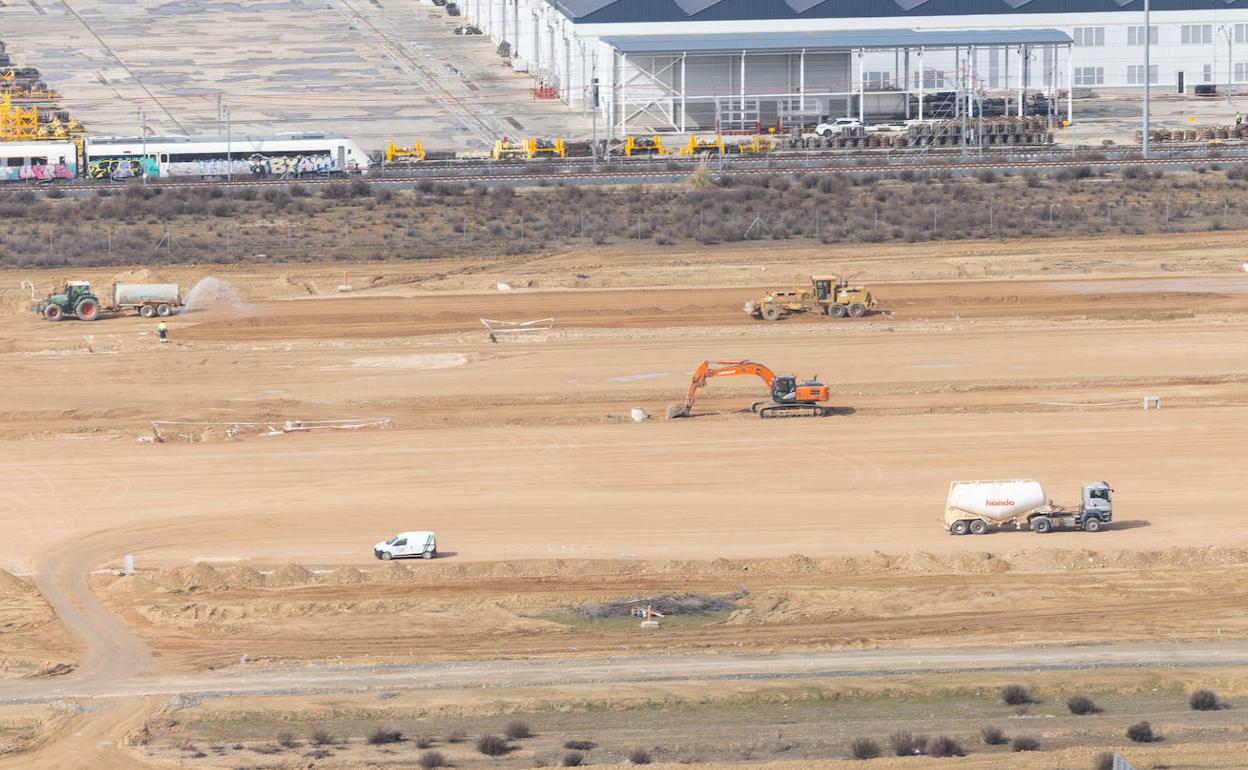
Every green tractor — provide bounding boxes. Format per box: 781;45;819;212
35;281;102;322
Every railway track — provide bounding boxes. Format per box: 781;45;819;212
333;0;502;146
9;150;1241;194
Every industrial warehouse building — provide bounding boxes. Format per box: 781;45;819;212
460;0;1248;133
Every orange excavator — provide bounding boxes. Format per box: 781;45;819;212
666;360;830;419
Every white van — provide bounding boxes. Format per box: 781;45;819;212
374;531;437;560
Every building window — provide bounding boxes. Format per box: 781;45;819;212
1236;24;1248;44
1181;24;1213;45
863;71;891;90
1204;64;1214;82
917;69;945;89
1073;27;1105;47
1236;62;1248;82
1074;67;1104;86
1127;65;1159;85
1128;25;1158;46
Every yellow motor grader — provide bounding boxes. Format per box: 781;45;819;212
745;276;876;321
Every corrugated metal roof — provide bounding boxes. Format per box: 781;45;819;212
552;0;1248;24
602;28;1072;54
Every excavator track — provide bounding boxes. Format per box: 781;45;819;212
753;402;826;419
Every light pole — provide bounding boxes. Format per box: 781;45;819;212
139;107;147;185
1143;0;1151;158
1219;25;1233;92
224;106;232;182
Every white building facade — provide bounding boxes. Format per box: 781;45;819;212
458;0;1248;131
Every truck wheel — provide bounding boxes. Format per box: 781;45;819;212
422;551;433;560
380;551;393;560
950;520;970;536
970;519;988;535
1031;516;1052;534
156;303;173;317
848;302;867;318
43;304;63;322
761;304;782;321
75;298;100;321
140;305;157;319
1083;517;1102;532
829;303;847;318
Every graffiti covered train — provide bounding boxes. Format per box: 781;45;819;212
0;133;369;182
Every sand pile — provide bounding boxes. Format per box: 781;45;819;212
109;268;164;285
266;564;316;588
0;570;32;596
111;546;1248;598
0;288;35;315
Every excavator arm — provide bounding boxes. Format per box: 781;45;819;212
668;360;776;418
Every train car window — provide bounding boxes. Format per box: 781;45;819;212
6;158;24;167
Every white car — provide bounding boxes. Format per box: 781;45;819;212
374;531;437;560
813;118;862;137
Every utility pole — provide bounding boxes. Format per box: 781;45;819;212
225;105;232;181
139;107;147;185
1220;25;1233;93
591;75;599;166
216;93;223;135
1143;0;1151;159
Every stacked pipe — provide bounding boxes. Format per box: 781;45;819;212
1135;125;1248;144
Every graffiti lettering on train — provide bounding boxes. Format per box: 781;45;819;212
1;164;75;182
163;154;338;178
166;159;252;177
249;154;338;178
86;158;154;180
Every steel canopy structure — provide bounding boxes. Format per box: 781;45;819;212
597;28;1073;134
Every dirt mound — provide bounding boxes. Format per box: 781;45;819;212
325;566;366;584
221;566;266;588
0;288;35;315
110;268;164;285
167;563;227;592
266;564;316;588
0;570;32;596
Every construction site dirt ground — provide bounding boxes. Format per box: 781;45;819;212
1;232;1247;767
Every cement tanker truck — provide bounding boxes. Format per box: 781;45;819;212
944;480;1112;535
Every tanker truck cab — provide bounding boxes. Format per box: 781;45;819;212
374;531;437;560
1080;482;1113;531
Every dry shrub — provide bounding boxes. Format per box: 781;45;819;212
925;735;964;757
446;729;467;743
477;735;510;756
420;750;449;769
368;727;403;745
1011;735;1040;752
628;749;652;765
889;730;922;756
309;728;335;746
1094;751;1116;770
505;720;532;739
562;751;584;767
276;732;298;748
1067;694;1099;715
980;726;1007;745
564;741;597;751
1189;688;1222;711
415;736;435;749
849;738;880;760
1000;684;1034;706
1127;721;1155;743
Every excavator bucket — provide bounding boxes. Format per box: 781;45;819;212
666;404;691;419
